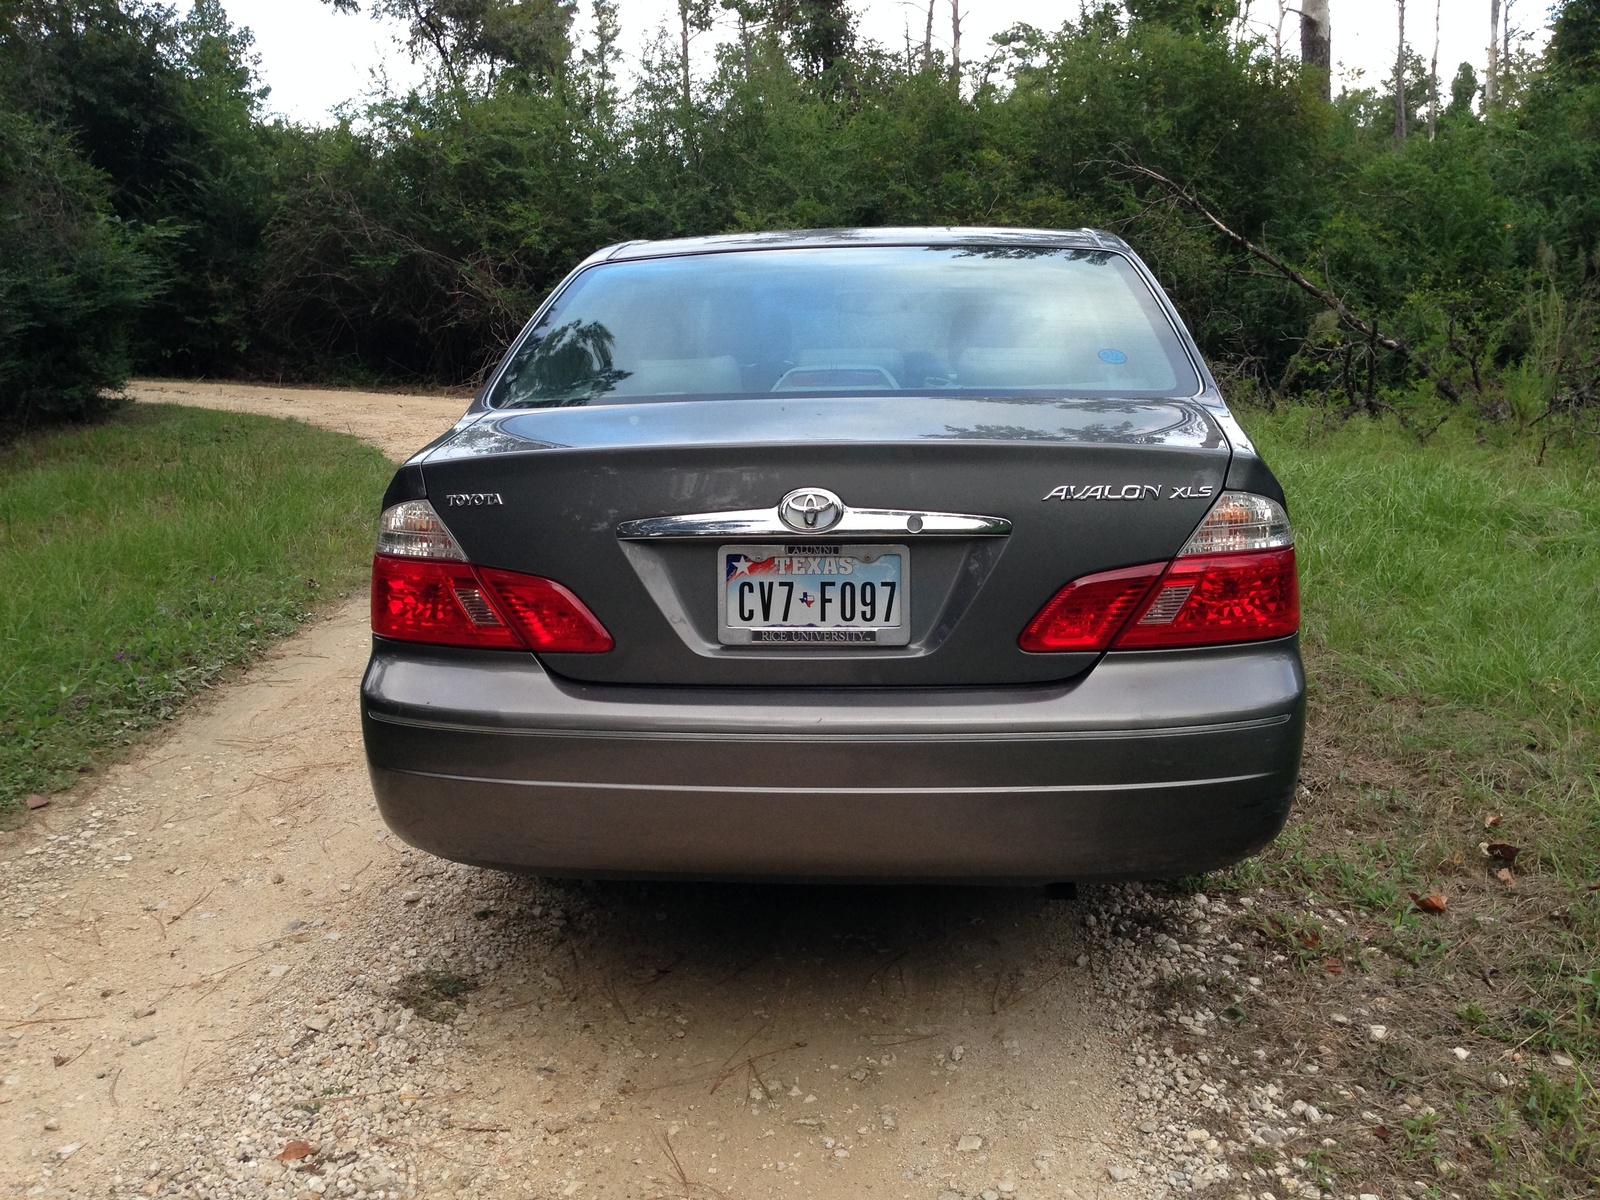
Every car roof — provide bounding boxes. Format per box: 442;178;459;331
589;226;1130;265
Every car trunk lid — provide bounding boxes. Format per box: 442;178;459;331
417;395;1230;686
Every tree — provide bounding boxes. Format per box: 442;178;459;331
1300;0;1331;100
1549;0;1600;79
1125;0;1238;36
1428;0;1441;139
323;0;575;93
579;0;620;126
950;0;960;81
677;0;713;112
1394;0;1408;138
0;111;156;427
729;1;856;79
1487;0;1501;107
1446;61;1479;118
2;0;275;376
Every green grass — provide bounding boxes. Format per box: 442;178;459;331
1251;410;1600;877
0;403;392;816
1254;411;1600;731
1211;409;1600;1197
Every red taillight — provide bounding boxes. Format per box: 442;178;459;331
371;556;522;648
476;567;614;653
1019;490;1300;653
1018;562;1165;652
371;555;613;652
1112;547;1298;649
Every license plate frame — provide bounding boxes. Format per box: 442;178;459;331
717;542;910;647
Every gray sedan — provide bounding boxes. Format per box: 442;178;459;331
361;227;1304;883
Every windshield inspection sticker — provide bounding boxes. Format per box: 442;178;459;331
1097;348;1128;364
1042;484;1214;501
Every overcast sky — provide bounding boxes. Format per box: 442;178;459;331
205;0;1551;126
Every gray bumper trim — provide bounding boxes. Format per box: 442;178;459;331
383;765;1271;795
364;709;1292;743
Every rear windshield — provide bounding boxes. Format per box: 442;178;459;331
487;246;1199;408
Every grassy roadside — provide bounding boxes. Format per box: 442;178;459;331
1195;413;1600;1197
0;403;392;818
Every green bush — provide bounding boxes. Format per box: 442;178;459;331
0;106;154;430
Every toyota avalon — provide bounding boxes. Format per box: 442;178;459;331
361;227;1304;883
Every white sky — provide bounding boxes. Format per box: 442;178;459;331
207;0;1551;126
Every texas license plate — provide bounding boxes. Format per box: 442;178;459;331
718;543;910;646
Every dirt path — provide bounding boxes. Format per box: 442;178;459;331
1;382;1165;1200
124;380;471;461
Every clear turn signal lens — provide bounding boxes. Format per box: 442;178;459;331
1178;492;1292;555
376;499;467;560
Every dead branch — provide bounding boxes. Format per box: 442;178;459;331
1122;162;1462;405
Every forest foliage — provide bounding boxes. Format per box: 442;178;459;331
2;0;1599;437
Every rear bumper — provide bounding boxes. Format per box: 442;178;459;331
361;639;1305;883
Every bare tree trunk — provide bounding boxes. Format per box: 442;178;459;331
1395;0;1408;140
1486;0;1501;108
1300;0;1331;101
950;0;961;84
680;4;691;113
1503;0;1515;91
922;0;934;70
1429;0;1440;139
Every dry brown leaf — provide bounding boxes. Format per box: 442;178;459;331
1485;842;1521;863
1409;891;1448;913
1495;868;1516;887
276;1141;313;1163
1484;812;1502;828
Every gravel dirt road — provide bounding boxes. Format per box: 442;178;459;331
1;382;1281;1200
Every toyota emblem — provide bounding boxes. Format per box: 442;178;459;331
779;487;844;533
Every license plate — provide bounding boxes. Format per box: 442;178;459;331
718;543;910;646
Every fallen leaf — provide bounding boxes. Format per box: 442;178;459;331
1321;958;1344;975
1484;812;1502;828
1410;891;1448;914
276;1141;313;1163
1372;1124;1390;1141
1495;868;1515;887
25;794;49;810
1485;842;1521;863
